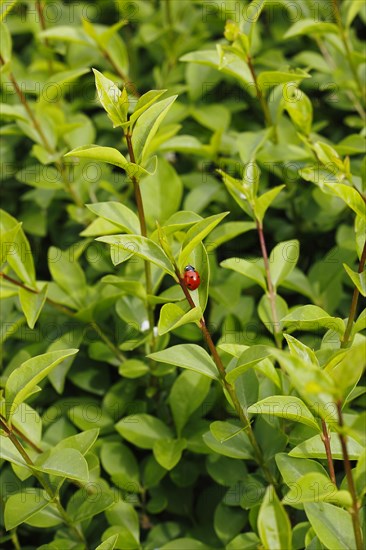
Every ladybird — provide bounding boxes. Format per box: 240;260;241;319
183;265;201;290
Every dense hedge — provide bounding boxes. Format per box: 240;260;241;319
0;1;365;549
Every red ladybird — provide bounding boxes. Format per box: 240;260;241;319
184;265;201;290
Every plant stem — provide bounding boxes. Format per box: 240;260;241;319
341;241;366;347
125;132;156;350
247;54;278;142
255;220;282;348
0;416;87;545
320;419;337;485
35;0;54;73
331;0;364;101
336;401;363;550
0;54;83;206
174;266;278;487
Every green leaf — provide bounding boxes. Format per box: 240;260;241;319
18;284;48;329
0;210;36;286
275;453;328;487
328;183;366;219
48;247;86;308
148;344;219;380
343;264;366;296
153;438;187;470
283;472;352;507
248;396;320;431
5;349;78;421
140;157;183;226
220;257;266;290
324;344;366;399
39;26;92;45
214;501;247;544
283;334;319;367
289;434;363;460
169;370;211;436
258;294;288;334
132;95;177;164
203;422;253;459
115;414;172;449
269;240;299;289
93;69;128;127
158;303;202;336
284;19;339;39
86;202;140;234
100;441;140;491
237;129;271;164
35;448;89;482
96;234;176;276
272;350;339;421
226;533;260;550
4;489;49;530
281;305;345;335
67;487;115;523
304;502;356;549
257;69;310;95
226;345;273;384
0;21;12;66
119;359;149;379
130;89;167;125
257;485;292;550
254;185;285;224
180;49;253;91
284;91;313;135
64;145;149;180
178;212;229;271
209;221;255;249
95;535;119;550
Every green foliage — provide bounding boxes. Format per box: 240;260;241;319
0;0;365;549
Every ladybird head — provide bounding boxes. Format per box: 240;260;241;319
184;265;195;272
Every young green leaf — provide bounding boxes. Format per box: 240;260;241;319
343;263;366;296
4;489;49;530
153;438;187;470
93;68;129;127
178;212;229;270
290;434;363;460
283;472;352;507
96;234;176;277
132;95;177;165
115;414;173;449
64;145;150;180
220;257;266;290
269;240;299;289
158;303;202;336
281;305;345;335
18;284;48;329
248;396;320;431
0;210;36;286
169;370;211;436
148;344;219;380
258;485;292;550
254;185;285;224
0;21;12;67
86;202;140;234
5;349;78;421
35;448;89;482
304;502;356;549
